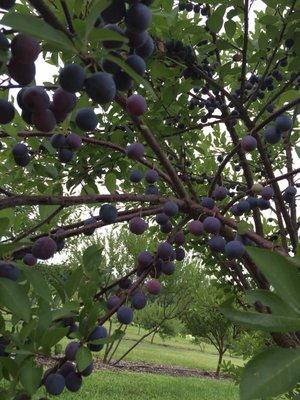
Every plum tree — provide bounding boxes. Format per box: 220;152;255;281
59;64;86;93
0;1;299;398
126;94;147;116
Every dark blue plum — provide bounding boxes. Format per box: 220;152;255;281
45;373;65;396
117;306;134;324
264;126;281;144
131;291;147;309
208;235;226;252
88;325;107;352
99;204;118;223
225;240;245;259
203;217;221;234
130;169;143;183
163;201;179;216
200;197;215;209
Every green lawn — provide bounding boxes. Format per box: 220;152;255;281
99;324;244;372
53;370;238;400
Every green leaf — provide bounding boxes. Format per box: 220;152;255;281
105;172;117;193
0;218;10;237
207;5;227;33
240;347;300;400
23;268;51;302
237;221;252;235
19;359;42;396
245;289;298;317
41;327;69;349
82;244;102;274
0;278;31;322
75;347;92;372
33;164;58;180
220;303;300;332
1;13;74;52
259;14;279;25
224;20;236;38
246;247;300;314
65;268;83;298
85;0;112;38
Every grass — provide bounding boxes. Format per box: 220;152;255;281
53;370;239;400
99;324;244;372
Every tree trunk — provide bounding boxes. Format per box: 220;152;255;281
151;330;157;344
216;351;224;377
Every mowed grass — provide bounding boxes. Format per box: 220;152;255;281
54;370;239;400
98;324;244;371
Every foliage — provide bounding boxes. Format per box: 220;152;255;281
0;0;298;399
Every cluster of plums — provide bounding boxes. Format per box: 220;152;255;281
178;2;207;14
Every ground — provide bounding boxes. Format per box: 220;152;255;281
44;370;239;400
